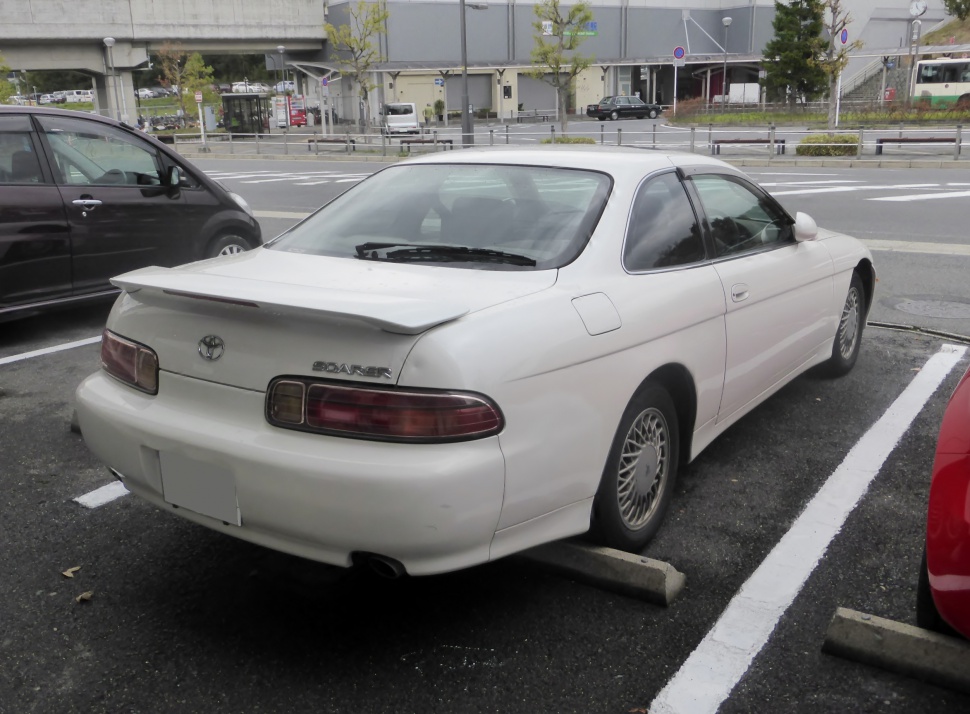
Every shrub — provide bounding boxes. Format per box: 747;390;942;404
540;136;596;144
795;133;858;156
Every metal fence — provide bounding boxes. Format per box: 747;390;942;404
167;122;967;160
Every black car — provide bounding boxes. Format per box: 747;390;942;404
586;96;663;121
0;106;261;320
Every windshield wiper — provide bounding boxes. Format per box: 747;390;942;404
355;242;536;266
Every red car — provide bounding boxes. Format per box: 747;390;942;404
918;362;970;638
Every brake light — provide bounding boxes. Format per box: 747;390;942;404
266;378;503;442
100;329;159;394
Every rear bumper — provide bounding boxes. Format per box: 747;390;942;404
76;370;506;575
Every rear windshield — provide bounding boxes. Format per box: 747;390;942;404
268;163;612;271
385;104;415;116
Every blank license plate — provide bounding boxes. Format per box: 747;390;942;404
160;451;240;526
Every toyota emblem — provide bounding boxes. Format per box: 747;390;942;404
198;335;225;361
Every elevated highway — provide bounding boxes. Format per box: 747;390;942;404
0;0;326;120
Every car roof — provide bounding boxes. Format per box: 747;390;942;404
0;104;129;128
400;145;737;178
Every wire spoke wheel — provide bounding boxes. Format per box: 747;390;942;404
616;407;669;530
837;285;861;360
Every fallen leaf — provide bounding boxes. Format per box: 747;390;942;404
62;566;81;579
75;591;94;603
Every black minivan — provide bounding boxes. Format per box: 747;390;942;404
0;106;261;320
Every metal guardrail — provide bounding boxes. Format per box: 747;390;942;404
169;123;967;160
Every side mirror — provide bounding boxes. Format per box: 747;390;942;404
165;166;182;197
793;212;818;242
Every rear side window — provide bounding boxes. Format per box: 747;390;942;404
624;172;705;271
36;115;163;187
0;116;45;185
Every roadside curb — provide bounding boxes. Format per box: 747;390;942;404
516;540;686;606
822;607;970;694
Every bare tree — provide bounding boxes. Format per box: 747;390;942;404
530;0;594;134
818;0;863;129
325;0;389;133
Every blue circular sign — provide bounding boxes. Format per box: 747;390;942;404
673;46;686;60
840;29;848;44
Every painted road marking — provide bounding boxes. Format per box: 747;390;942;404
871;190;970;202
863;239;970;257
0;336;101;367
771;183;936;196
74;481;129;508
650;343;967;714
254;210;310;220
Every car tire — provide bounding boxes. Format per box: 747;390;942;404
610;111;620;121
648;109;658;119
917;548;959;636
590;381;680;552
206;233;253;259
820;272;865;377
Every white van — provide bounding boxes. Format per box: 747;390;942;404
381;102;420;135
64;89;94;103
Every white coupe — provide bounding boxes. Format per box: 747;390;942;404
76;148;874;577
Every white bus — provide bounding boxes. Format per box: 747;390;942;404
912;58;970;107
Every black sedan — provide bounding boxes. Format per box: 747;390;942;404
0;106;262;321
586;96;663;121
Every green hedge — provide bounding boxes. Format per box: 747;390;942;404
795;133;858;156
540;136;596;145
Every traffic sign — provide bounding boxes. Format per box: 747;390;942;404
434;77;444;87
321;77;328;87
194;90;203;103
840;29;848;45
673;46;686;68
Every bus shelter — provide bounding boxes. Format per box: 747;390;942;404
221;93;271;135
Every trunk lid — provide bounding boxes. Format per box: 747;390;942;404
107;248;556;391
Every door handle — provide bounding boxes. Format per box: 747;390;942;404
731;284;750;302
72;198;103;210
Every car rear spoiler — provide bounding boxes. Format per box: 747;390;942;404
111;267;469;335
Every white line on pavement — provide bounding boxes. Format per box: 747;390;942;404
0;336;102;367
253;210;311;220
650;343;968;714
757;180;864;186
871;190;970;202
74;481;129;508
862;239;970;257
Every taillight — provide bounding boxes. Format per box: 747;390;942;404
100;329;159;394
266;378;503;442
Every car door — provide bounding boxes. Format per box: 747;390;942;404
0;114;71;311
35;114;186;296
687;171;834;422
619;171;727;432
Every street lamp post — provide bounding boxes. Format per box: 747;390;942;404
721;17;732;107
276;45;285;93
459;1;488;147
103;37;118;120
459;0;472;146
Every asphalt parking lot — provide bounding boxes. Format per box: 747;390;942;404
2;298;969;712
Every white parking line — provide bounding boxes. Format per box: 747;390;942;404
0;336;101;367
650;343;968;714
74;481;129;508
